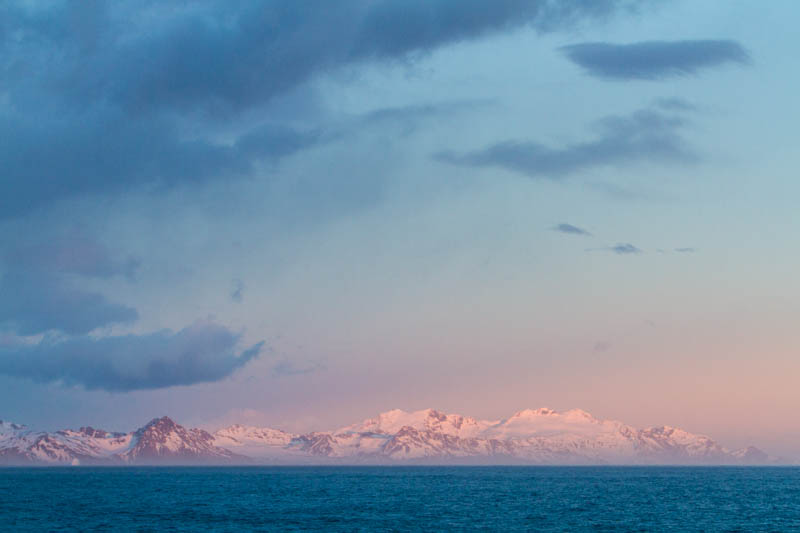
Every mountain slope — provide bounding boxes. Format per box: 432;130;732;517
211;423;296;459
0;417;239;465
215;408;775;464
336;408;493;439
1;409;780;465
120;417;241;464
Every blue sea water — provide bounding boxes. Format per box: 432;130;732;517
1;466;799;531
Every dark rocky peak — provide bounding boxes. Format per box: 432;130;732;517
140;416;179;433
76;427;122;438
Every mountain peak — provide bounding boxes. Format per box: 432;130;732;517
119;416;239;464
511;407;558;418
0;420;27;432
76;426;120;439
0;409;778;465
142;416;178;431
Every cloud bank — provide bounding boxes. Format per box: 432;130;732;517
0;235;263;390
2;0;643;391
0;236;139;336
0;0;642;219
0;271;139;337
0;321;263;392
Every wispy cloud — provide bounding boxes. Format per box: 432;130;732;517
654;97;697;112
361;101;493;125
436;106;697;179
552;223;592;236
593;341;612;352
230;279;244;303
587;243;643;255
674;247;697;253
272;359;325;377
560;40;750;80
610;243;642;254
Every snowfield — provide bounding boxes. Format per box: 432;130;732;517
0;408;775;465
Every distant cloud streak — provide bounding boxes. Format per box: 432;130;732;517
654;98;697;113
587;243;643;255
552;223;592;236
272;359;325;378
436;106;697;179
610;243;642;254
560;40;750;80
230;279;244;303
593;341;612;352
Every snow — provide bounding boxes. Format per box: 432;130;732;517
214;424;295;447
481;408;628;440
336;408;494;438
0;420;26;433
0;408;773;465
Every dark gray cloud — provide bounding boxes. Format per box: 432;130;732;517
436;106;697;179
0;0;644;220
0;233;267;389
8;0;633;116
0;271;138;336
560;40;750;80
1;234;139;280
349;0;630;62
553;223;592;236
0;113;320;219
675;247;696;253
0;321;263;392
0;235;139;336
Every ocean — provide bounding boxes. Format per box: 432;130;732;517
2;466;798;531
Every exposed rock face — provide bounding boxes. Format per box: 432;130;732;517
75;427;124;439
0;416;238;465
290;432;338;457
216;407;779;465
120;417;240;464
0;409;780;465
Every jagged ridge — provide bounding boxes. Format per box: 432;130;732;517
0;409;777;465
0;416;240;465
219;408;777;464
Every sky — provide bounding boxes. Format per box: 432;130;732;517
1;0;800;456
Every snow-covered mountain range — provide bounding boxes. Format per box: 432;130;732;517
0;408;775;465
0;417;238;465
